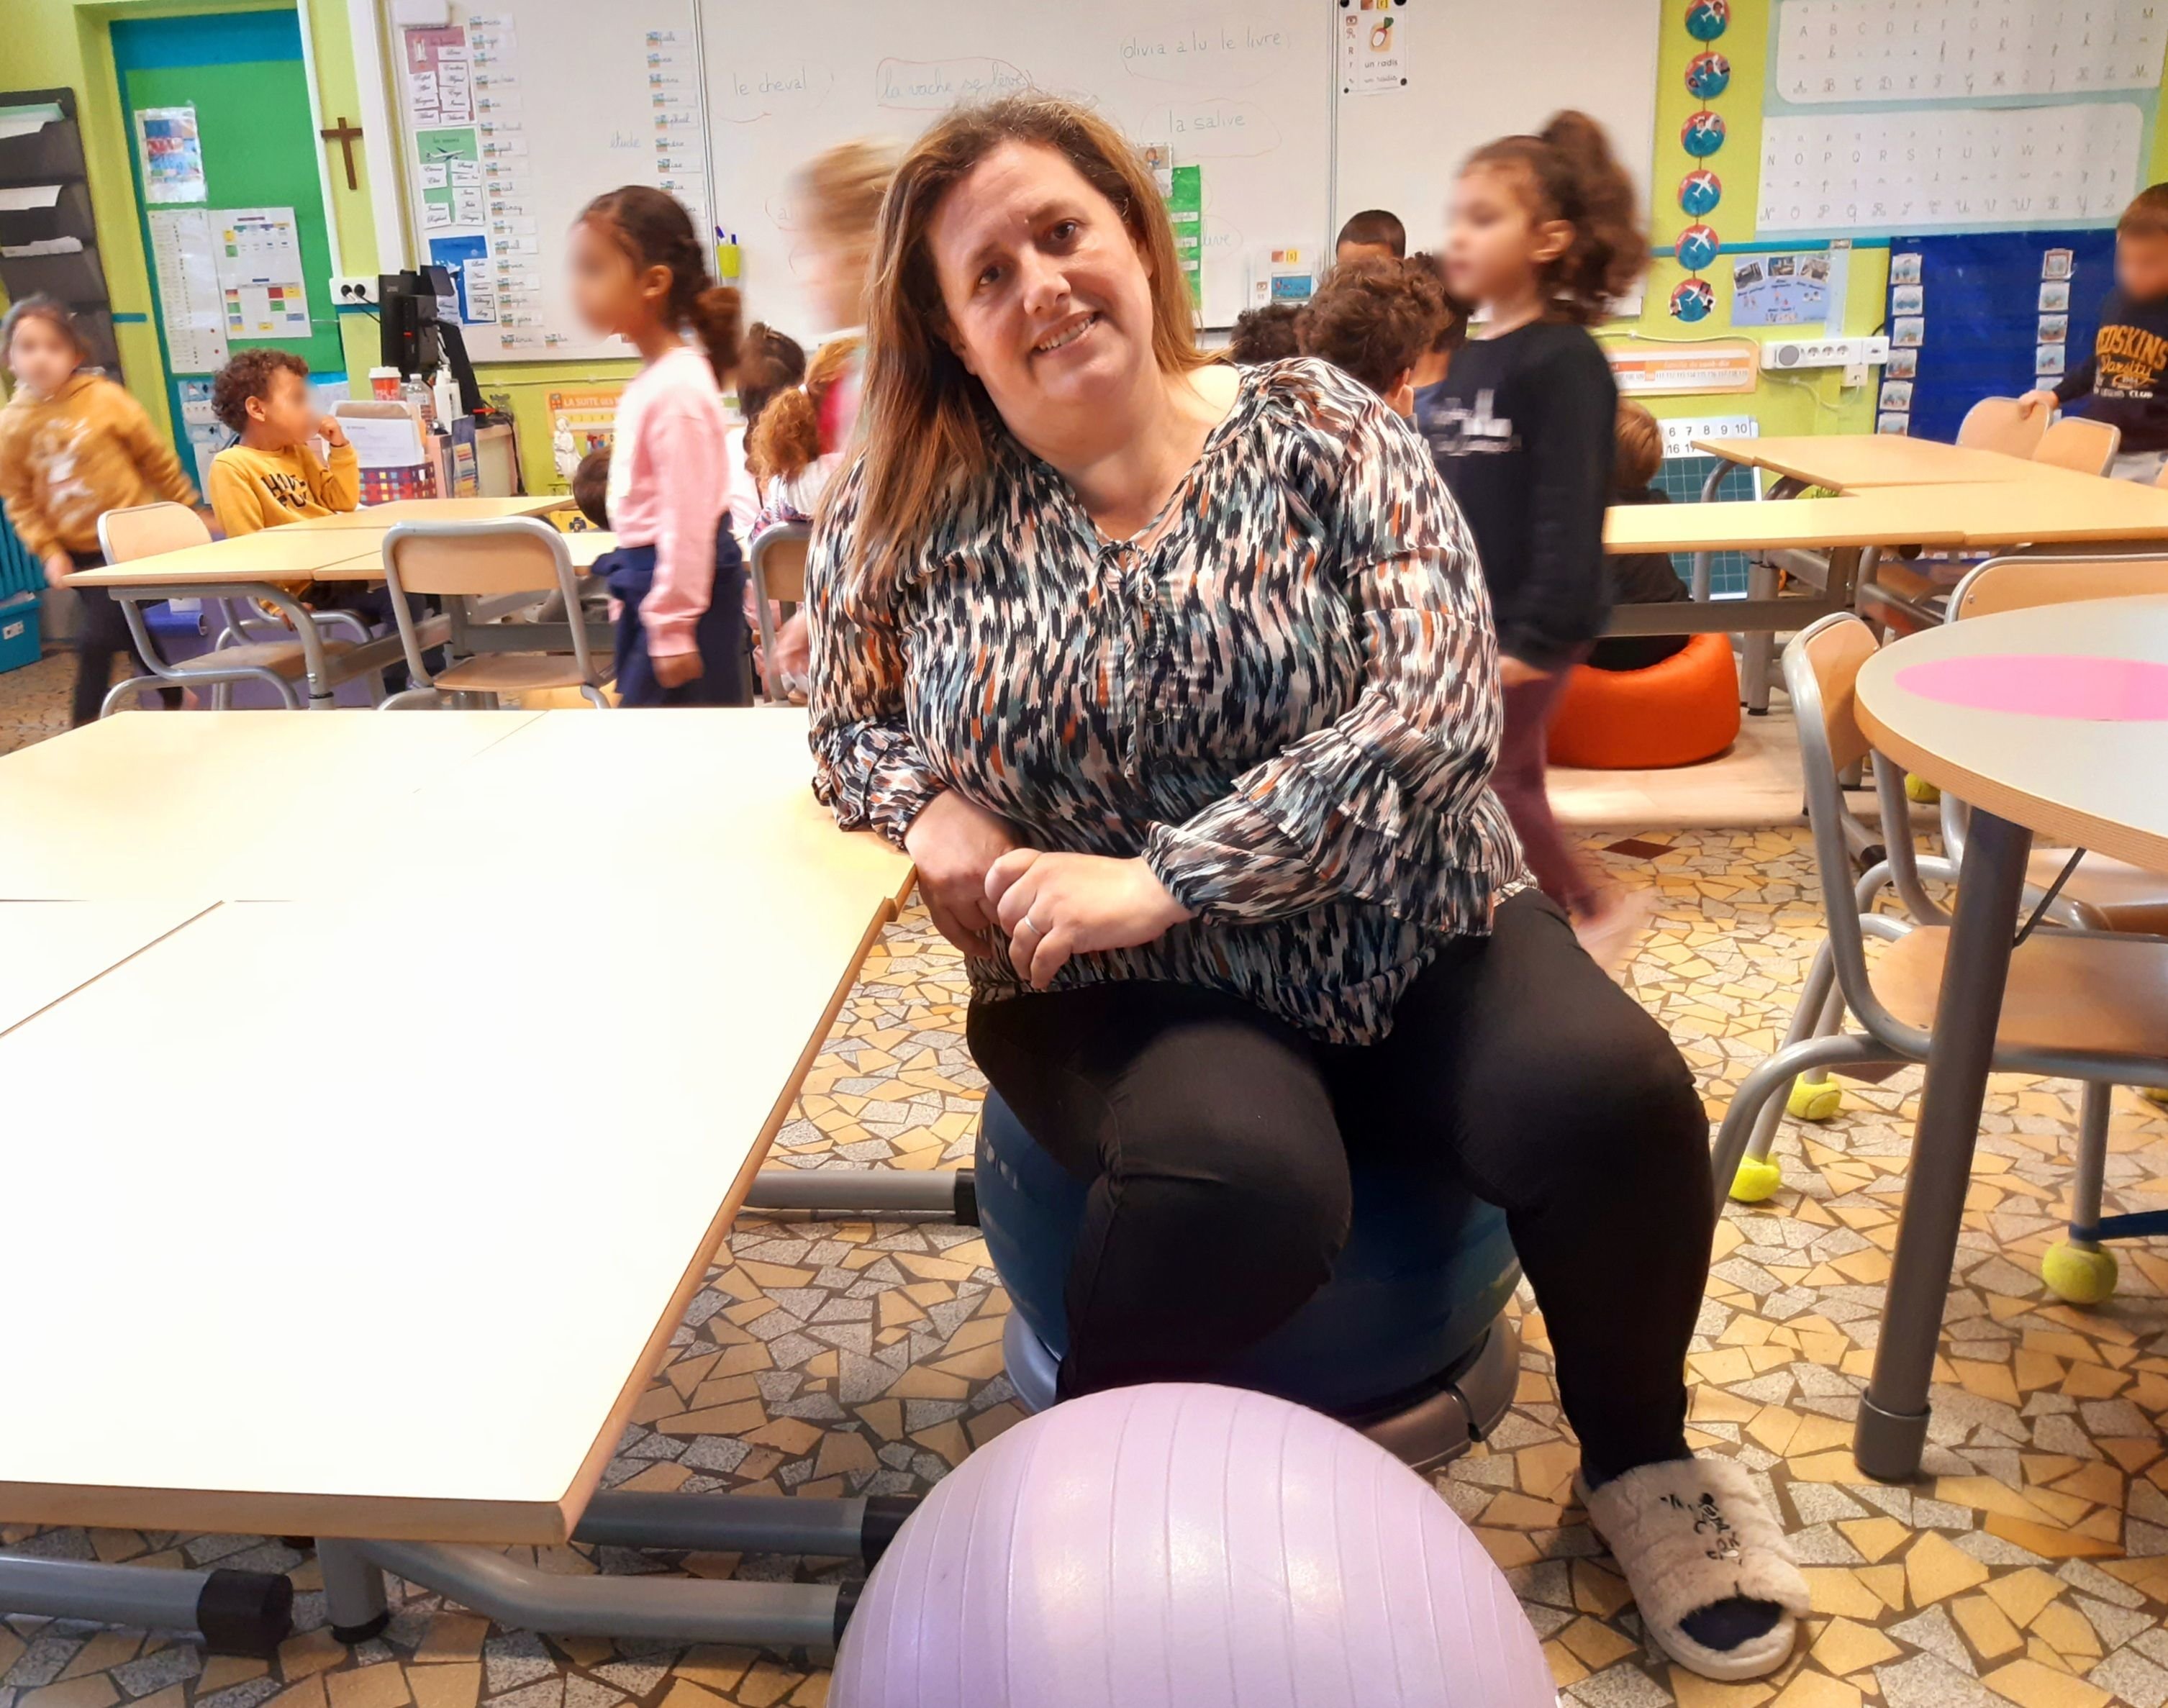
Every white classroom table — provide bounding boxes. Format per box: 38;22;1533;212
0;709;916;1653
1605;476;2168;712
1690;432;2088;491
1847;596;2168;1483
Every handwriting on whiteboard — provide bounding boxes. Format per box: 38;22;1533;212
1775;0;2168;102
1759;102;2141;232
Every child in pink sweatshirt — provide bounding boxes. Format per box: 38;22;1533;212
568;186;748;704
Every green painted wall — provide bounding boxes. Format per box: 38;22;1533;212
117;45;347;460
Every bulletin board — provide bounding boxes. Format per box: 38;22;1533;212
1877;227;2115;442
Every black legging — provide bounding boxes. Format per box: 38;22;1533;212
71;582;182;726
967;888;1715;1484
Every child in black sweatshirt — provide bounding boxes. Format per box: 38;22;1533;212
2020;182;2168;481
1418;112;1644;958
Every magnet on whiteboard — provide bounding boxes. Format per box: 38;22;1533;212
1670;278;1716;322
1685;0;1730;41
1686;53;1731;99
1682;111;1727;157
1676;224;1722;271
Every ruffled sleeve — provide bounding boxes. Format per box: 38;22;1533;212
1143;389;1506;927
806;461;950;848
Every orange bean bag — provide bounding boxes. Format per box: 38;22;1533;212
1548;629;1741;770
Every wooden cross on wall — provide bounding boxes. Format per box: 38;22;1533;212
319;117;363;192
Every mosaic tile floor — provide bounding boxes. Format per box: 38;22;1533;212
0;653;75;755
4;696;2167;1704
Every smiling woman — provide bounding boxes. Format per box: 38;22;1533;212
802;91;1802;1684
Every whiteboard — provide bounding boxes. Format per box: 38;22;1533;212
697;0;1336;340
1334;0;1661;262
382;0;712;363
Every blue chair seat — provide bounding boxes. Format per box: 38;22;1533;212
975;1089;1523;1417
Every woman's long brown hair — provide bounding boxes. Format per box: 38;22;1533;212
842;94;1211;614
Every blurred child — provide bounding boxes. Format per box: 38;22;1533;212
1226;303;1302;365
2020;182;2168;481
207;347;357;532
1335;207;1406;266
569;183;748;706
748;336;856;529
1428;114;1811;1676
0;296;195;724
1587;399;1691;673
768;142;895;683
1407;250;1467;391
726;322;804;540
1420;111;1645;958
741;338;857;699
571;445;611;529
1295;255;1436;415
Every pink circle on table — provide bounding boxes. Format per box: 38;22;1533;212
1896;654;2168;721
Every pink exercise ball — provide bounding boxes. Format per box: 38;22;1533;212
829;1383;1554;1708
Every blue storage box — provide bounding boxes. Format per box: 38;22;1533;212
0;596;42;674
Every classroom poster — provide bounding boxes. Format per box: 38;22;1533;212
1338;0;1409;96
403;24;472;127
177;378;222;491
428;233;496;324
135;106;205;205
212;206;311;338
1168;165;1202;313
548;388;623;484
416;126;483;232
1730;250;1838;330
147;208;227;372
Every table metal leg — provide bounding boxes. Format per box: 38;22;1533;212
0;1553;291;1654
1741;560;1779;714
346;1541;848;1653
317;1539;390;1643
743;1168;973;1218
1854;807;2032;1481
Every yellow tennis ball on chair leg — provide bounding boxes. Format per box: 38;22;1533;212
2041;1241;2118;1306
1904;773;1940;804
1787;1076;1843;1122
1730;1155;1783;1203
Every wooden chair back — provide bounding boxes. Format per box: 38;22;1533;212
750;527;809;604
2033;416;2122;476
1792;612;1879;775
96;502;212;563
1951;553;2168;621
1956;396;2047;459
384;518;569;596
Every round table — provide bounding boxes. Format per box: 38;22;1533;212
1849;594;2168;1481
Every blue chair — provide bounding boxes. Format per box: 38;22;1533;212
975;1090;1524;1470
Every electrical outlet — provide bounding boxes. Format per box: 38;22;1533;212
332;276;380;306
1759;335;1890;373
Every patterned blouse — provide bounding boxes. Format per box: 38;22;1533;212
807;358;1525;1045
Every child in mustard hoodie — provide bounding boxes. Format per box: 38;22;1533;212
206;347;357;532
0;296;199;724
